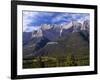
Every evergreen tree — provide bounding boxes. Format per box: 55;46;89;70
66;54;77;66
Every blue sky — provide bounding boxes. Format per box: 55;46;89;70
23;11;90;32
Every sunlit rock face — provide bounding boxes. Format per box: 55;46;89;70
82;20;90;31
32;29;43;38
41;24;52;31
72;21;82;32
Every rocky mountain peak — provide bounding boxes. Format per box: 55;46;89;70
82;20;90;31
31;20;89;39
32;29;43;38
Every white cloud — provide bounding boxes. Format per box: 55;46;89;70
23;11;39;32
25;26;40;32
52;13;69;23
71;14;81;19
77;15;90;23
41;12;54;17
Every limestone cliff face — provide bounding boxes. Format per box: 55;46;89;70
83;20;90;31
31;20;89;40
32;29;43;38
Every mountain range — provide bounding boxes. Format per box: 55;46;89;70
23;20;89;59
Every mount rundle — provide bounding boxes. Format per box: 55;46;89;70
23;20;89;58
32;20;89;40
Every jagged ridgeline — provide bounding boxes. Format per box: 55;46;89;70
23;20;89;68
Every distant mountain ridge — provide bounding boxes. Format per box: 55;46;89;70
23;20;89;44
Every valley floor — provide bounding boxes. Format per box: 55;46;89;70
23;54;89;68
